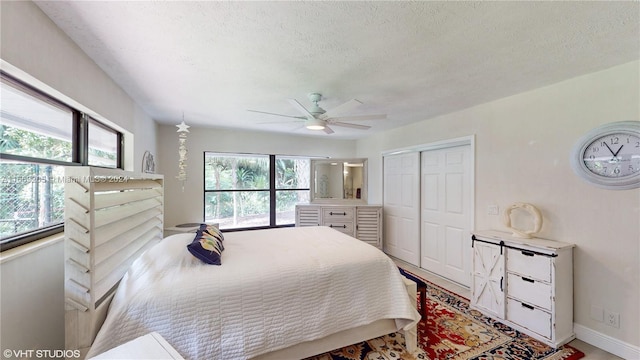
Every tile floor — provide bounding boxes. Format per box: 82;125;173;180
393;258;623;360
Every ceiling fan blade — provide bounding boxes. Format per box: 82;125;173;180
287;99;316;119
323;126;335;134
329;114;387;121
319;99;362;119
257;120;302;125
247;109;306;120
329;121;371;130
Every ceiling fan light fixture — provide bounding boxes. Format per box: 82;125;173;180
305;118;325;130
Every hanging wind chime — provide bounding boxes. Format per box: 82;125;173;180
176;115;190;191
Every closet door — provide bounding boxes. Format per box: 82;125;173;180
383;152;420;265
420;145;472;286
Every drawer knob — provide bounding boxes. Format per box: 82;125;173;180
521;250;535;257
521;277;535;283
329;224;347;229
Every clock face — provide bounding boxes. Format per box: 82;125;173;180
582;132;640;178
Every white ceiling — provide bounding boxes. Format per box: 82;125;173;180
35;1;639;139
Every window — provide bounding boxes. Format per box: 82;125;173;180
274;155;310;225
0;76;74;162
88;118;121;168
0;72;123;250
0;162;66;243
204;153;310;230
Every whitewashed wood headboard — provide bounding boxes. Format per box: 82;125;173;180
64;166;164;358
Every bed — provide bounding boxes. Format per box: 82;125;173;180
64;167;420;360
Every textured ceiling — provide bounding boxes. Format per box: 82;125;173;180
35;1;639;139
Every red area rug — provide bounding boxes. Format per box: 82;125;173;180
306;269;584;360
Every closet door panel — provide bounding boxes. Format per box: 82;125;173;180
383;153;420;266
420;145;472;286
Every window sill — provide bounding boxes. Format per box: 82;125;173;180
0;233;64;265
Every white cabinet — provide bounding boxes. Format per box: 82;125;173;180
295;204;382;248
471;240;505;319
471;230;575;348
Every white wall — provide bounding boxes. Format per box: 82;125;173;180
0;1;157;173
157;125;357;227
0;1;158;354
132;105;159;174
0;240;65;355
357;61;640;350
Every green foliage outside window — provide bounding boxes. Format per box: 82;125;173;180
204;154;309;229
1;125;72;162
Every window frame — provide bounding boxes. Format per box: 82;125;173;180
87;116;124;169
0;71;124;251
203;152;310;231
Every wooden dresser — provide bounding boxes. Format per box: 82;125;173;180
471;230;575;348
295;204;383;249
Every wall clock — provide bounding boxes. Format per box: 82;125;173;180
570;121;640;190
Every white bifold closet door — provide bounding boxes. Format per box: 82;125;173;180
420;145;472;286
383;152;420;266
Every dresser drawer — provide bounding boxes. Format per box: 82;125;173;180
324;221;355;236
322;207;355;221
506;248;551;282
506;298;551;339
507;273;552;311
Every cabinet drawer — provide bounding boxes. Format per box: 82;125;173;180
507;248;551;282
322;207;355;221
324;221;355;236
506;298;551;339
507;273;552;311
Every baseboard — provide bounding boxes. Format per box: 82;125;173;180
574;323;640;359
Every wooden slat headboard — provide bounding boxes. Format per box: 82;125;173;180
64;166;164;358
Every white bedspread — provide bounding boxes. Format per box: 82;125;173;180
87;226;420;360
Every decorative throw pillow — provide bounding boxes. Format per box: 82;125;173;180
199;224;224;250
187;224;224;265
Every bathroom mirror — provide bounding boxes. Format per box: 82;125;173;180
310;158;367;203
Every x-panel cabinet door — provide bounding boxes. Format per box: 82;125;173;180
471;241;505;319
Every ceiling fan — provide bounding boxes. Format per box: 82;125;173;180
248;93;386;134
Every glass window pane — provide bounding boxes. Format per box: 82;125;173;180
276;190;309;225
0;160;65;240
88;119;118;168
275;156;310;189
204;191;269;229
1;79;73;162
205;153;269;190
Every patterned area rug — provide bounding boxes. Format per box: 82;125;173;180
305;269;584;360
